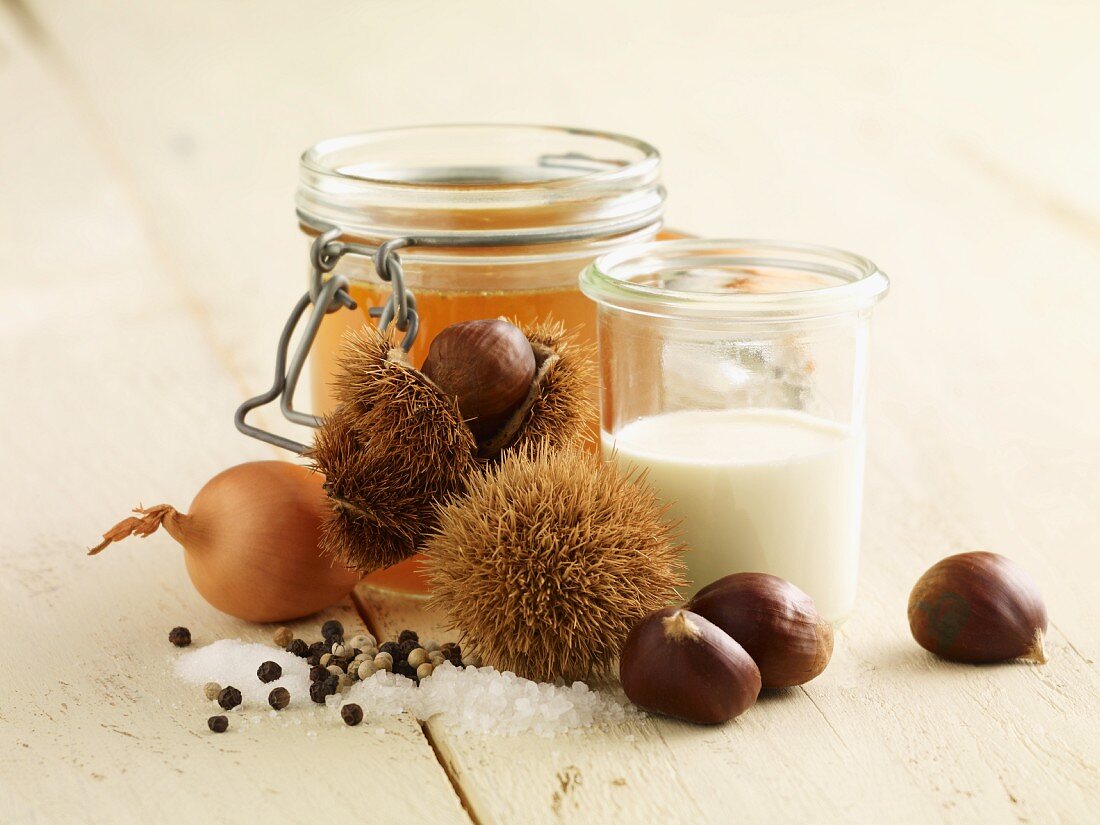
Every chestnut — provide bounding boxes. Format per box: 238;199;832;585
421;319;536;441
909;551;1047;664
688;573;833;688
619;607;761;725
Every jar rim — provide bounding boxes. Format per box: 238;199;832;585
580;239;889;320
300;124;660;190
297;124;665;245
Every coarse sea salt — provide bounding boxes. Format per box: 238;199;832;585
175;640;637;737
336;661;638;737
175;639;312;706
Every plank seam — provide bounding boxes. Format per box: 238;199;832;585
422;722;481;825
350;587;479;824
0;0;45;43
799;686;849;748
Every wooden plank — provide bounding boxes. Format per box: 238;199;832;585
360;592;937;824
12;0;1100;822
0;11;470;824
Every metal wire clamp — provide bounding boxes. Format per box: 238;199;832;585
234;229;420;454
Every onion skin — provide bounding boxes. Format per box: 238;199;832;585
908;551;1048;664
688;572;834;688
90;462;360;623
619;607;761;725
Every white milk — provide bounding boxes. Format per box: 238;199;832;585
603;408;865;622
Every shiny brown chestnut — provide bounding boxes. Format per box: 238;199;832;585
908;551;1047;664
619;607;761;725
688;572;833;688
421;319;537;441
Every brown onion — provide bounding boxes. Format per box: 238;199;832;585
89;461;360;622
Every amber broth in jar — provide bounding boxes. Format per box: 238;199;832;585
311;283;595;409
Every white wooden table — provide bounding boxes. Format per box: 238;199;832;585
2;2;1098;822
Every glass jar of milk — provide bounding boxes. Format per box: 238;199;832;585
580;240;888;622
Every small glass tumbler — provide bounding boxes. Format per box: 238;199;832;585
580;240;889;621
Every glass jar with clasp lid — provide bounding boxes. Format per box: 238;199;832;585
236;124;668;596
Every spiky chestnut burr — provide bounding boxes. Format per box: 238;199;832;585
425;446;686;682
497;319;595;457
310;318;594;574
309;325;476;574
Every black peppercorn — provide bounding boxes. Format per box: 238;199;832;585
309;665;328;683
287;639;309;658
308;681;329;704
321;619;344;643
216;686;242;710
340;703;364;726
440;643;462;665
207;715;229;733
398;639;419;660
398;629;419;645
268;687;290;710
328;656;348;672
168;627;192;647
312;675;339;703
256;661;282;683
308;640;328;657
379;641;401;660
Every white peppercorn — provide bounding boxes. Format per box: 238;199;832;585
429;652;445;667
348;634;371;650
373;652;393;672
319;653;332;667
337;674;353;691
273;627;294;648
357;661;377;680
326;665;344;677
424;640;441;653
203;682;222;701
416;663;434;680
407;648;429;668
